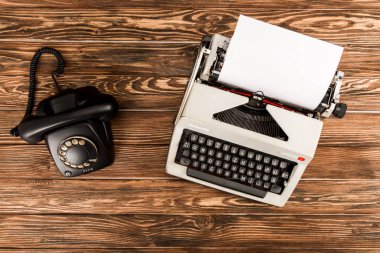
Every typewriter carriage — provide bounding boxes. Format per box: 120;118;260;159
198;34;347;120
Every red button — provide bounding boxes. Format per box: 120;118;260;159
298;157;305;161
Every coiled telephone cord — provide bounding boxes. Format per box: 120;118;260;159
10;47;65;136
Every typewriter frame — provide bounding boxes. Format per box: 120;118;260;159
166;34;343;207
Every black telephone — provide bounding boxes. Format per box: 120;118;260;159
10;48;118;177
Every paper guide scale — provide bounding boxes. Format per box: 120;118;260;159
166;15;347;207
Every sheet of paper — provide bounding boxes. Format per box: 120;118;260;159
218;15;344;110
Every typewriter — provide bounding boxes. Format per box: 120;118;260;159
166;34;347;207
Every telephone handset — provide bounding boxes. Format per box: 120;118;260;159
10;48;118;177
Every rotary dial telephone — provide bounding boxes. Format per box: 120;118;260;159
10;48;119;177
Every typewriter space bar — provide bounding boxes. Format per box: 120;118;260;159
187;168;266;198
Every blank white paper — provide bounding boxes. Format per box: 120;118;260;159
218;15;344;110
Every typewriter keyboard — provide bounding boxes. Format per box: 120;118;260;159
175;129;297;198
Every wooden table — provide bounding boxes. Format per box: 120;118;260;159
0;1;379;251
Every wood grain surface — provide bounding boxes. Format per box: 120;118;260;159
0;9;378;44
0;250;379;253
0;214;378;248
0;43;379;77
1;0;380;9
0;179;378;214
0;0;379;251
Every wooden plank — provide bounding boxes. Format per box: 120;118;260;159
0;76;379;111
0;214;377;248
0;0;379;9
1;250;379;253
0;9;378;45
0;145;378;180
3;111;380;146
0;179;378;214
0;43;378;77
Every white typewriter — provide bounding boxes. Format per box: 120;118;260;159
166;34;347;207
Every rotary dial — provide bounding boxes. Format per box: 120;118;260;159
58;136;98;169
